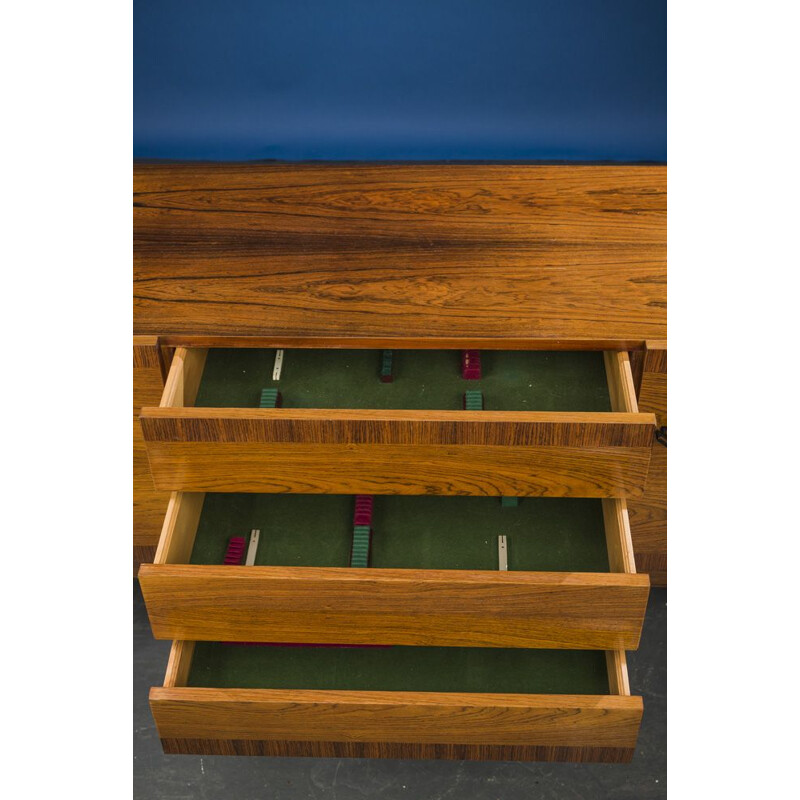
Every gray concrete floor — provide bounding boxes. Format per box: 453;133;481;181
134;583;666;799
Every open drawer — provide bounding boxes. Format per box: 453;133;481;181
138;492;649;649
151;641;642;762
140;348;656;497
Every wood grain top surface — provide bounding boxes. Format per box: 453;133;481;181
134;163;666;345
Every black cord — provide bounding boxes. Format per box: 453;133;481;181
655;426;667;447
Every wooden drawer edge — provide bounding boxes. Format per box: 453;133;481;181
153;335;654;351
158;737;636;762
150;644;642;758
140;493;649;648
149;346;654;449
144;347;655;496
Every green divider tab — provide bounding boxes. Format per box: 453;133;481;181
380;350;394;382
351;525;371;567
259;388;279;408
501;497;520;507
464;389;484;410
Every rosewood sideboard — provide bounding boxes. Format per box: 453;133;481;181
134;163;666;761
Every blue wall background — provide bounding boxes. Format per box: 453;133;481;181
134;0;665;162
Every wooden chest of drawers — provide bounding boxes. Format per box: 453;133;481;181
134;163;666;761
151;641;641;762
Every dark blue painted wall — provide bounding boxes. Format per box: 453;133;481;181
134;0;665;162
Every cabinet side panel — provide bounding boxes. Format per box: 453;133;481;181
627;343;666;586
134;337;171;572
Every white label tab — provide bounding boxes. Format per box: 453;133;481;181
498;535;508;571
246;529;260;566
272;349;284;380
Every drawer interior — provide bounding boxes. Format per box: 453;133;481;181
152;641;639;760
145;492;645;649
187;494;610;572
143;347;649;498
188;348;616;412
181;642;615;696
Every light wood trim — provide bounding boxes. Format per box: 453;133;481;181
160;347;208;408
601;499;637;574
604;351;639;413
605;650;631;696
143;441;652;497
139;565;649;649
152;492;206;566
142;406;656;448
163;640;195;689
150;687;642;748
159;348;185;407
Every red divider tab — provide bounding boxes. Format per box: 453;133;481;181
461;350;482;379
353;495;374;526
223;536;246;565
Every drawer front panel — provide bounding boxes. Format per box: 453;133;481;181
142;441;652;497
140;408;654;447
139;564;649;649
159;738;636;762
151;687;642;748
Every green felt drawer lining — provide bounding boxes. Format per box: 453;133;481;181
189;494;609;573
193;349;612;412
187;643;611;696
